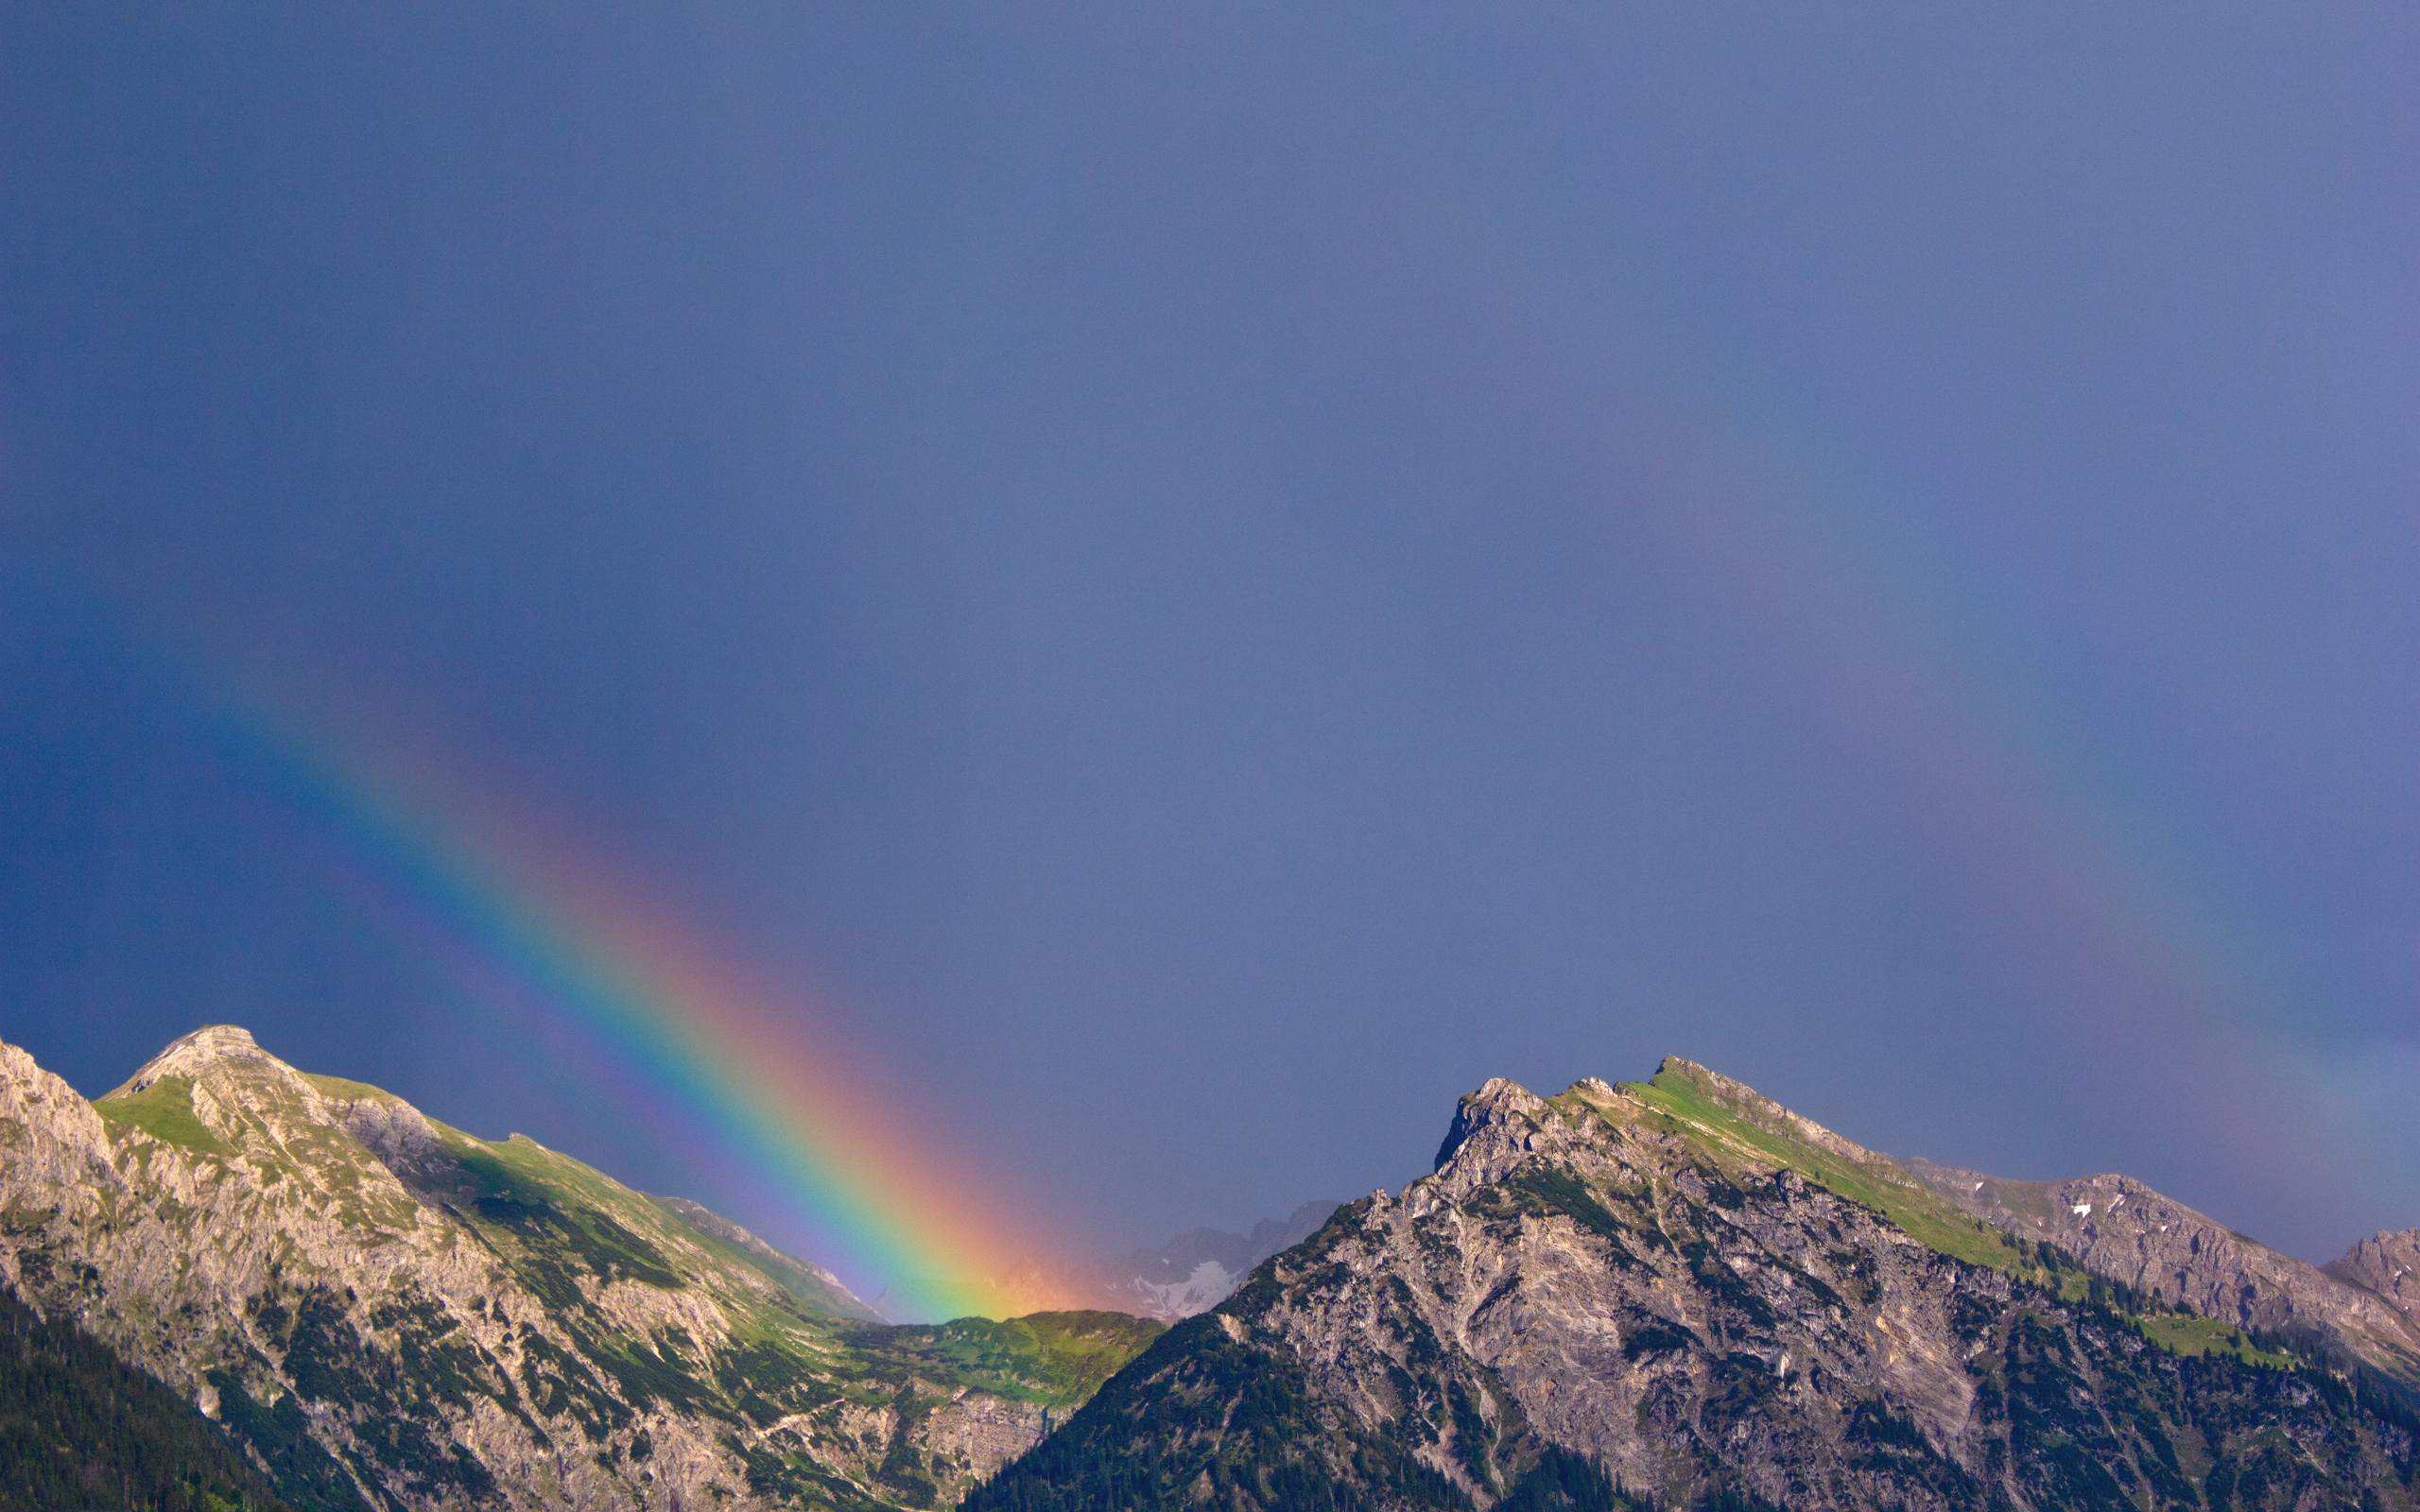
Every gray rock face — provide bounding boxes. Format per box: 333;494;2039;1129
1898;1163;2420;1384
1265;1078;2019;1503
0;1027;1157;1512
2334;1231;2420;1328
973;1065;2420;1512
1634;1055;2420;1390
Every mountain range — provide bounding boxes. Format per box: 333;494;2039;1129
0;1026;1157;1511
3;1028;2416;1511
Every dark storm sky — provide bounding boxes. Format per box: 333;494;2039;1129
4;8;2414;1275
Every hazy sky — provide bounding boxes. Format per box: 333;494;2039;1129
5;8;2414;1283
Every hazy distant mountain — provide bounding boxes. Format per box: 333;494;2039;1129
0;1026;1158;1512
981;1201;1340;1324
1109;1200;1342;1320
970;1059;2420;1512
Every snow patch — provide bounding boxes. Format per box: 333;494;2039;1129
2071;1203;2093;1217
1129;1259;1238;1319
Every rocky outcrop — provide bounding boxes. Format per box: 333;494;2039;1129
0;1027;1158;1512
2334;1231;2420;1327
970;1064;2420;1512
109;1022;291;1095
1898;1163;2420;1385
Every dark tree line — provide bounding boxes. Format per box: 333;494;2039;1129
1493;1447;1640;1512
967;1435;1671;1512
0;1287;294;1512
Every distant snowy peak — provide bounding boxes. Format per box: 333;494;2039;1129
1100;1197;1338;1320
1121;1259;1239;1319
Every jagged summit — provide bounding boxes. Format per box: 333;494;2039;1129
1635;1054;1901;1170
1432;1057;1889;1183
107;1022;290;1099
1430;1074;1549;1171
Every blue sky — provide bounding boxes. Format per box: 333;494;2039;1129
4;7;2414;1269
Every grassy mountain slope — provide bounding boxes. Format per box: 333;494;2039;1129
1618;1059;2420;1391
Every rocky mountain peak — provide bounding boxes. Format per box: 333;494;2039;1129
109;1022;287;1094
101;1023;337;1155
1430;1075;1549;1177
977;1059;2420;1512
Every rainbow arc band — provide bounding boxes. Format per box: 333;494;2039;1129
208;701;1032;1323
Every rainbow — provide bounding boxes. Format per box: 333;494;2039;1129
196;688;1046;1323
1385;222;2377;1212
1510;243;2369;1198
28;220;2377;1280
